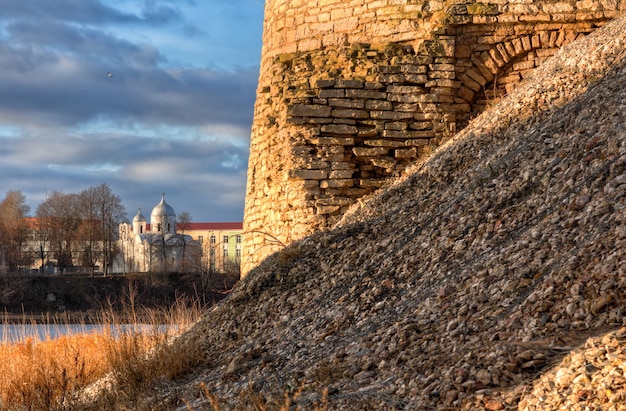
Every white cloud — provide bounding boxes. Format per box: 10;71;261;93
0;0;262;221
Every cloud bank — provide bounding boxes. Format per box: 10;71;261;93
0;0;263;222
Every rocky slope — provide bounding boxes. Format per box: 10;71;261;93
124;16;624;410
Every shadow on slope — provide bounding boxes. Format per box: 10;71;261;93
92;16;626;411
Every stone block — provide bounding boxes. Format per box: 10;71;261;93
489;48;506;67
332;108;370;119
290;104;332;117
335;79;364;88
319;89;345;98
465;68;488;87
512;60;535;71
381;130;410;138
345;89;388;99
377;73;406;83
316;79;336;88
496;44;511;63
481;53;499;74
388;93;428;103
370;157;397;170
365;100;393;110
420;37;455;57
395;147;418;158
364;81;385;90
403;74;428;84
320;179;354;188
461;73;482;92
310;136;355;145
410;121;432;130
352;147;389;157
289;169;328;180
316;205;341;214
370;111;414;120
430;71;456;80
365;139;405;147
401;64;428;74
384;121;408;131
328;98;365;108
357;127;379;137
321;124;359;135
386;85;427;94
329;169;354;179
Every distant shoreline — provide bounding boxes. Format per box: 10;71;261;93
0;271;238;324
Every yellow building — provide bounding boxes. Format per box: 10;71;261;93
181;222;243;273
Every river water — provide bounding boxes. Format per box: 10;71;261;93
0;323;167;343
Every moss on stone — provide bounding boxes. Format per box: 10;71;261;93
466;3;500;15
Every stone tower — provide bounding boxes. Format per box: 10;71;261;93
242;0;624;275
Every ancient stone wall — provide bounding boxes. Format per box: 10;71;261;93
242;0;626;275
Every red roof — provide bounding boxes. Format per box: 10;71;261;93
184;222;243;231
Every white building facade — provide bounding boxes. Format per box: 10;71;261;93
115;193;199;273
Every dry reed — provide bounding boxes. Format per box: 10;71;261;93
0;294;206;411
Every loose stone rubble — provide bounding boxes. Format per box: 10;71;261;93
100;16;625;411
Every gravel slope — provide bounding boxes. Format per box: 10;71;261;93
127;16;625;411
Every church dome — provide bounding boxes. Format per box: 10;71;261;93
151;193;176;218
133;208;146;223
150;193;177;234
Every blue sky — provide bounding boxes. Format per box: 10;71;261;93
0;0;264;222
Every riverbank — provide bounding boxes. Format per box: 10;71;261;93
0;271;238;323
0;294;204;410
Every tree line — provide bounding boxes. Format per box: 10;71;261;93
0;183;126;276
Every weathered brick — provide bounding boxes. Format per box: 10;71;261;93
370;111;414;120
365;100;393;110
335;79;364;88
332;108;369;119
310;137;355;145
365;139;406;147
395;147;418;158
386;85;427;94
352;147;388;156
316;205;341;214
319;89;345;98
328;169;354;179
289;169;328;180
328;98;365;108
345;89;387;99
320;124;359;135
290;104;332;117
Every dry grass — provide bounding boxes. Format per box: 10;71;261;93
0;296;206;411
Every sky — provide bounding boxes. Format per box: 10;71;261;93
0;0;265;222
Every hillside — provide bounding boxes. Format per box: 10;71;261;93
104;16;625;410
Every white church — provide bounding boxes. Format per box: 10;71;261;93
115;193;200;273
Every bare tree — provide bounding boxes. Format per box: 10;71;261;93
0;191;31;274
36;191;81;274
77;186;103;276
86;183;126;276
177;211;193;271
32;215;51;274
177;211;192;235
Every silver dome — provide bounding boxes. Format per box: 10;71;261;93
132;208;147;222
151;193;176;218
